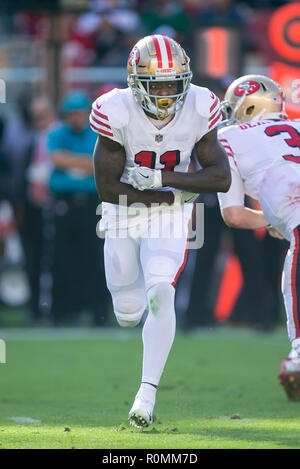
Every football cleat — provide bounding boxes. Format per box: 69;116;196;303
128;395;154;428
278;358;300;401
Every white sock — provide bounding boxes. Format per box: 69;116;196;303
141;282;176;386
289;338;300;358
136;382;157;403
288;349;297;358
289;349;300;359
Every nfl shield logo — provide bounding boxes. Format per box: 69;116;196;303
155;134;163;143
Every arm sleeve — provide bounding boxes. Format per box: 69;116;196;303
89;92;125;146
217;131;245;209
218;163;245;210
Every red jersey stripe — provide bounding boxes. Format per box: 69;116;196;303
91;113;112;130
224;151;234;158
210;97;219;114
220;142;233;151
163;35;173;68
219;138;234;157
90;122;114;137
172;237;189;287
220;144;233;151
151;35;162;68
93;107;109;121
209;107;220;122
209;110;222;129
291;228;300;337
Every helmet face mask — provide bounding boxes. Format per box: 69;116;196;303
220;100;236;126
221;74;287;126
127;35;192;120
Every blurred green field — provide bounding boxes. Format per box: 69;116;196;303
0;326;300;449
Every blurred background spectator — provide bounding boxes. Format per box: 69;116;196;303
0;116;10;203
140;0;191;40
47;89;110;326
1;92;35;223
0;0;298;330
18;96;56;325
196;0;245;25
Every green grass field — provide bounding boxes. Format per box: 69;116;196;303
0;326;300;449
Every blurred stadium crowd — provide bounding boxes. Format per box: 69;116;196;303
0;0;293;328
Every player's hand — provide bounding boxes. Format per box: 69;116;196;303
173;191;199;205
267;226;285;240
128;167;162;191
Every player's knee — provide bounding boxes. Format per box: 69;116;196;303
116;318;140;328
114;295;146;328
148;281;174;299
147;282;175;316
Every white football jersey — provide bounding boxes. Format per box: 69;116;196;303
90;85;221;183
218;119;300;239
90;84;221;228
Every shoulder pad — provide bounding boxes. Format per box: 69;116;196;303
89;88;129;139
218;124;250;158
193;85;222;131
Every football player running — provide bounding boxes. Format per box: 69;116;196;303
217;74;300;401
90;34;230;428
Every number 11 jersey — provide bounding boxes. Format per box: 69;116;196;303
89;84;222;229
90;84;221;187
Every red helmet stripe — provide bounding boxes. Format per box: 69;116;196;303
280;90;284;112
163;36;173;68
151;35;162;68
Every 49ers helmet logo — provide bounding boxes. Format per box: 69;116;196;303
128;46;140;66
234;81;260;97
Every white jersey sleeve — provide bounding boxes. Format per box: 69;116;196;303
217;133;245;209
194;87;222;141
89;88;129;145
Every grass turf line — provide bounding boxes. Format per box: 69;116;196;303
0;327;300;449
